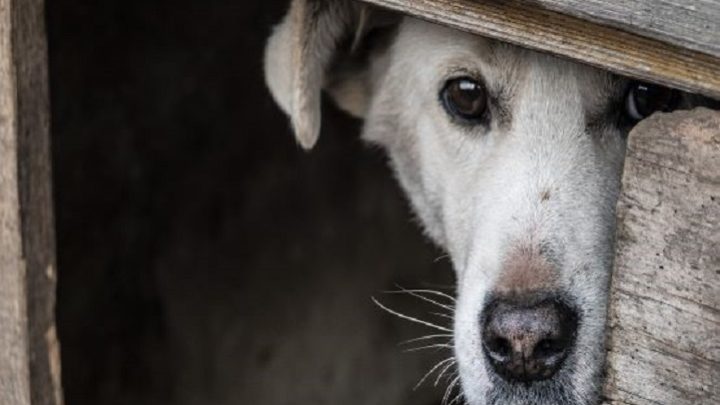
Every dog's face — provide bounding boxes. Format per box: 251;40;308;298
362;20;626;405
264;3;698;404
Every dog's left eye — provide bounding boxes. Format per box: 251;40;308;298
441;77;488;122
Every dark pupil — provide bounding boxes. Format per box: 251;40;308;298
449;79;486;117
634;84;676;117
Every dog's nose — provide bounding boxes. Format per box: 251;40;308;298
481;297;578;382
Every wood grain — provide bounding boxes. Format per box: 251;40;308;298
0;0;32;401
603;108;720;404
356;0;720;100
525;0;720;59
1;0;61;403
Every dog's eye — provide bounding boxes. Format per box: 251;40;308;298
624;81;679;122
441;77;487;121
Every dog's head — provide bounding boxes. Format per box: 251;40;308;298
264;1;697;403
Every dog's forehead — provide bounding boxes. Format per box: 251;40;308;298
392;18;618;103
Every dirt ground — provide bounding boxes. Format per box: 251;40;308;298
48;1;454;404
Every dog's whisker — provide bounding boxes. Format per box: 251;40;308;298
403;343;453;353
433;253;450;263
391;285;457;303
371;297;451;332
413;357;455;391
442;375;461;405
399;334;453;346
374;287;459;395
431;311;454;320
385;289;455;312
448;390;465;405
434;358;457;387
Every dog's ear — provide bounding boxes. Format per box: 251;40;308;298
264;0;398;149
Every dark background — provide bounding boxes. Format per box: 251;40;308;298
47;0;453;404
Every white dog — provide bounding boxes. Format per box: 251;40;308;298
264;1;711;404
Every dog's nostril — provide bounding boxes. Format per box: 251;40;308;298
487;337;511;360
481;296;578;383
534;338;563;358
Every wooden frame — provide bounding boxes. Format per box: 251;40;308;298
0;0;62;404
357;0;720;99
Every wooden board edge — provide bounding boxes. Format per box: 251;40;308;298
518;0;720;60
0;0;32;402
4;0;63;403
603;108;720;403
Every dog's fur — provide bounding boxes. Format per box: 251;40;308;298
264;2;711;404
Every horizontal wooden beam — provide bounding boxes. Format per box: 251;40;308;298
525;0;720;59
356;0;720;100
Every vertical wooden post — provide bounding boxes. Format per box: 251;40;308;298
604;108;720;404
0;0;62;403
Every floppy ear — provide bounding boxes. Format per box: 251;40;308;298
264;0;397;150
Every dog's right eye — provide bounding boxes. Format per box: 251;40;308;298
624;81;680;122
441;77;488;122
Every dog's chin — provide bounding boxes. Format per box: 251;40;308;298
483;371;580;405
461;359;586;405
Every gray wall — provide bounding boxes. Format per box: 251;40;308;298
48;1;453;404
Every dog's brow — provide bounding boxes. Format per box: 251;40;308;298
583;76;627;132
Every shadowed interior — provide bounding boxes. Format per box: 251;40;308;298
48;1;454;404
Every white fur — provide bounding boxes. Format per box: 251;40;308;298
363;22;625;404
265;6;632;404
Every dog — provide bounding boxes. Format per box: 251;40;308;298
263;1;714;404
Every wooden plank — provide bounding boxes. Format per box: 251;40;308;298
13;0;63;404
603;108;720;404
0;0;32;401
356;0;720;100
0;0;62;403
525;0;720;59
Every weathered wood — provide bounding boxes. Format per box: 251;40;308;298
0;0;62;404
356;0;720;100
0;0;32;401
603;108;720;404
524;0;720;59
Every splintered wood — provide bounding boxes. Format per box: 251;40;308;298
603;108;720;404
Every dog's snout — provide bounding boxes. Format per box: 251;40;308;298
481;297;578;383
